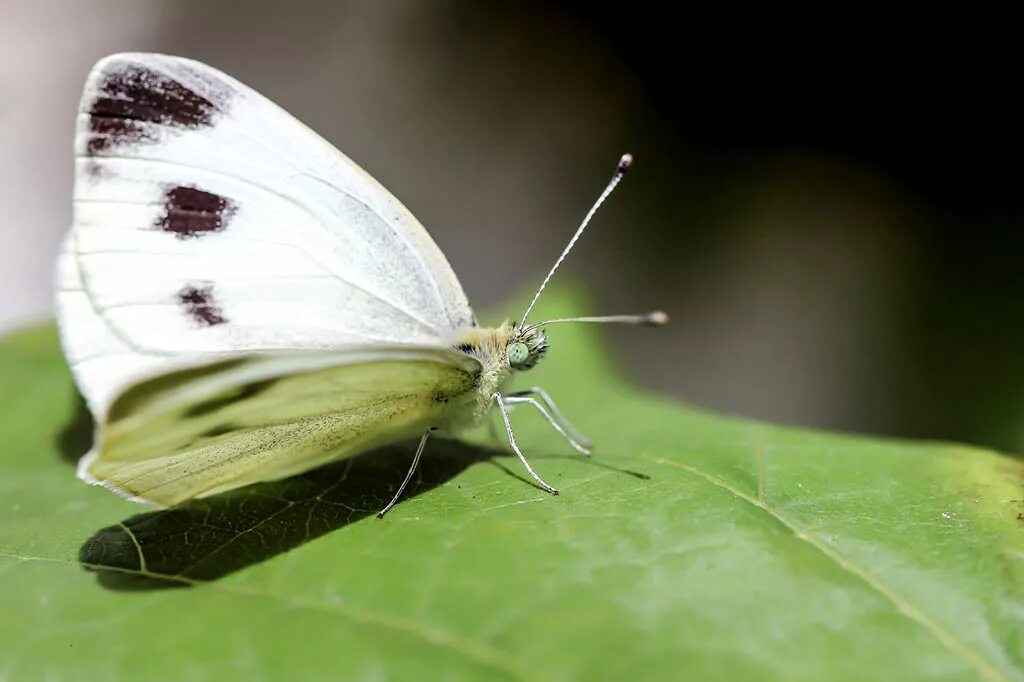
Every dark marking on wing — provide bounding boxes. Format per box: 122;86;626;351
156;185;236;239
83;160;113;181
184;380;279;418
86;63;222;154
177;283;227;327
454;343;476;355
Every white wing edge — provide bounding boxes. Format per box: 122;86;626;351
76;450;157;506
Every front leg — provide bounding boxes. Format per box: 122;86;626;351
505;386;593;451
502;394;592;456
493;393;559;495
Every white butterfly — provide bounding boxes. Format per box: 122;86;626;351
58;53;665;516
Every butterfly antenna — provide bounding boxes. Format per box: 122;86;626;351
519;153;633;327
522;311;668;334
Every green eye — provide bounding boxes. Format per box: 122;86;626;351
508;342;530;369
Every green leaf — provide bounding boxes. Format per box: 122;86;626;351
1;290;1022;681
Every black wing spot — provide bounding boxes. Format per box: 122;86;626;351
156;185;236;239
92;63;215;127
86;63;222;153
87;116;157;154
454;343;476;354
177;283;227;327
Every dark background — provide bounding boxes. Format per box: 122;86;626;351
2;2;1021;452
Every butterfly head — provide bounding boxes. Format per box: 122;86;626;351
457;153;665;376
507;325;548;371
503;153;670;371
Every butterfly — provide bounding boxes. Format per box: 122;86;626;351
58;53;666;517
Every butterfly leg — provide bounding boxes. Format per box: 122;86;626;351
502;395;591;456
377;428;434;518
493;393;559;495
505;386;593;452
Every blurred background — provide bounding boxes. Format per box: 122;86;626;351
2;2;1022;452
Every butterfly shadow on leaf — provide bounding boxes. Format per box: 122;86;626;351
57;390;94;465
77;438;499;591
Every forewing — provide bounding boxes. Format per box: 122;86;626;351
80;347;480;508
61;52;475;414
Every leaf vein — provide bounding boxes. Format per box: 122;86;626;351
636;453;1012;682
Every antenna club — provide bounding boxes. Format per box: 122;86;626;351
645;310;669;326
618;153;634;173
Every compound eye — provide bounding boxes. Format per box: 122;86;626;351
507;341;530;369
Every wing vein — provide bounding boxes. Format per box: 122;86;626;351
75;154;443;333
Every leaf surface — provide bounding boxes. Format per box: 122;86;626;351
0;292;1021;681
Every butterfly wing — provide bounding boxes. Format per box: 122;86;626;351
79;346;481;507
60;52;476;415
